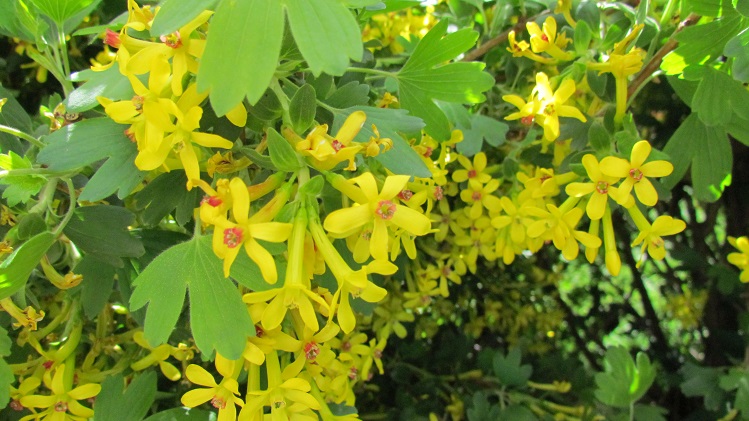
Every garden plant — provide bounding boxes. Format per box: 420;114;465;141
0;0;748;419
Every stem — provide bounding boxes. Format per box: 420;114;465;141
659;0;679;27
53;178;77;236
627;14;701;99
57;25;71;79
0;168;72;179
0;124;45;148
345;67;395;79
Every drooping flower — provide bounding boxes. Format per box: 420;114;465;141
532;73;587;142
728;236;749;282
526;17;574;61
291;111;366;171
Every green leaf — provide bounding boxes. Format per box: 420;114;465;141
0;86;32;153
324;81;371;109
37;118;146;201
661;13;744;75
685;0;733;16
331;106;430;177
229;246;279;292
594;347;656;408
0;0;38;41
725;28;749;82
0;326;11;355
289;84;317;134
66;65;135;112
239;147;276;170
0;151;46;206
133;172;199;227
283;0;363;76
395;20;494;140
493;348;532;387
0;231;55;301
94;372;156;421
588;121;612;154
661;113;732;202
692;66;737;126
76;256;116;319
666;75;699;107
0;359;11;409
734;0;749;15
499;405;537;421
680;363;727;411
27;0;96;24
130;235;254;359
728;113;749;145
267;128;302;172
64;206;145;268
574;20;593;55
720;369;749;415
144;407;217;421
633;405;668;421
197;0;284;114
150;0;218;36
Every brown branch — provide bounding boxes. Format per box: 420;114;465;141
627;13;702;98
462;11;550;62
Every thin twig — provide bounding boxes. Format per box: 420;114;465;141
627;13;701;98
462;11;550;62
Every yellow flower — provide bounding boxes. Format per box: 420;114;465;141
240;351;320;421
453;152;492;183
503;93;539;126
532;73;587;141
126;11;212;95
292;111;366;171
242;206;328;332
134;95;234;188
728;236;749;282
206;151;252;177
526;17;574;61
182;355;244;421
20;364;101;421
600;140;673;206
526;200;602;260
459;179;503;219
628;206;686;266
211;178;292;280
566;154;630;220
130;331;182;381
9;376;41;412
324;172;432;262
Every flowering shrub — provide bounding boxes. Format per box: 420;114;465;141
0;0;748;420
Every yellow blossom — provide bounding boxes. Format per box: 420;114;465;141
532;73;587;141
182;355;244;421
566;154;630;220
600;140;673;206
20;364;101;421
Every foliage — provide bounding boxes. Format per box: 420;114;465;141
0;0;747;420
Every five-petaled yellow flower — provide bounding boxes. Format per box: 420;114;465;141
600;140;673;206
324;172;432;262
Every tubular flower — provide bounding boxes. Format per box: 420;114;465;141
532;73;587;142
566;154;631;220
526;17;574;61
130;331;182;381
211;178;293;281
728;236;749;282
324;172;432;262
182;355;244;421
503;94;540;126
507;31;556;63
600;140;674;206
242;206;328;332
20;364;101;421
293;111;366;171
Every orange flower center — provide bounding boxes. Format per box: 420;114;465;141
467;169;477;178
423;146;433;157
398;190;413;201
331;139;344;152
104;29;121;49
434;186;444;201
375;200;396;220
223;227;243;248
521;115;534;126
201;196;222;207
132;95;145;112
472;191;482;201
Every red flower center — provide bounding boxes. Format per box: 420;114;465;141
304;342;320;360
255;325;264;338
160;31;182;49
210;396;226;410
629;168;644;181
132;95;145;112
332;139;344;152
472;191;482;201
541;34;549;42
223;227;243;248
201;196;223;207
54;402;68;412
434;186;444;201
595;181;609;194
398;190;413;201
467;169;477;178
375;200;396;220
104;29;121;49
521;115;535;126
423;146;433;158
